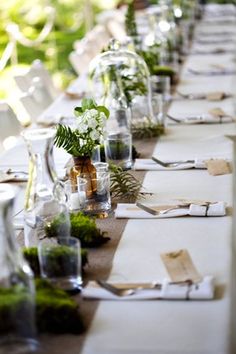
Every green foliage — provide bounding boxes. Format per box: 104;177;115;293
0;285;33;335
74;98;109;118
125;1;140;48
35;279;84;334
23;247;88;277
54;124;89;157
110;164;143;202
54;98;109;157
152;65;175;77
131;122;165;139
45;212;110;248
23;247;40;277
139;46;161;75
100;144;140;162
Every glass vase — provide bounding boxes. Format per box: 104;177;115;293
70;156;97;199
22;128;70;247
0;184;37;353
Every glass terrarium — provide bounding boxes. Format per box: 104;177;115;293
89;39;155;128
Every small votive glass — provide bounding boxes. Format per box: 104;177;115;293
152;94;168;127
38;236;82;292
150;75;171;102
64;179;87;211
81;168;111;217
104;132;132;170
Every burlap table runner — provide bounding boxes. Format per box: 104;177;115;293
24;137;158;353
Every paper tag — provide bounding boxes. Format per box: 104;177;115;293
206;92;225;101
210;63;225;70
161;249;202;283
208;107;226;117
205;159;232;176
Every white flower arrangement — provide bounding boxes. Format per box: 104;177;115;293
54;98;109;157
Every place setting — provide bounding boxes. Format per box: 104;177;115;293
167;107;235;124
133;156;232;174
114;199;227;219
82;249;215;301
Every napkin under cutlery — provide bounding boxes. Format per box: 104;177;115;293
133;158;207;171
115;201;226;219
188;67;236;76
0;170;28;183
82;276;214;300
167;113;234;124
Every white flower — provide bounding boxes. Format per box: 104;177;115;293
78;123;88;133
90;130;100;140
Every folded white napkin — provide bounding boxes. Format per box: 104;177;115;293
82;276;214;301
0;171;28;183
188;67;236;76
115;202;226;219
133;158;206;171
168;114;234;124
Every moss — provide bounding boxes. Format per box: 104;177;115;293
0;280;84;335
100;144;140;162
23;247;88;277
35;279;84;334
45;213;110;248
0;286;33;334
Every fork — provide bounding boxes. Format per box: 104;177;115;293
151;156;195;167
5;168;28;175
96;280;161;297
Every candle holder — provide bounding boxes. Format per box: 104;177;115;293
64;167;111;218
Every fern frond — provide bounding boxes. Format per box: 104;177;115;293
54;124;82;156
110;164;143;202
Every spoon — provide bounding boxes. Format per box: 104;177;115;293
151;156;195;168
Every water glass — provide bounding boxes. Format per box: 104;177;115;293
150;75;171;102
38;237;82;292
104;132;132;170
82;169;111;216
152;94;168;127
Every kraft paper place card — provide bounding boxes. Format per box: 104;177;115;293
161;249;202;283
205;159;232;176
206;92;225;101
208;107;227;117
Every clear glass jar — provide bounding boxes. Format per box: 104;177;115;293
0;184;37;353
22;128;70;247
89;39;154;127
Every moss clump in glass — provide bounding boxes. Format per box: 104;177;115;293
23;247;88;277
45;212;110;248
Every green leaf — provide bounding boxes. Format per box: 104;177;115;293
97;106;110;118
74;107;83;116
81;98;97;111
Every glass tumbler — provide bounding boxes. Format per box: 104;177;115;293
104;132;132;170
38;236;82;292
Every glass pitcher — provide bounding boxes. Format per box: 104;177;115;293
22;128;70;247
0;184;37;352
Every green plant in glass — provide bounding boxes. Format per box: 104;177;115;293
131;121;165;139
23;247;88;277
125;1;140;48
45;212;110;248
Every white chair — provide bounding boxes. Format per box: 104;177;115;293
19;73;56;123
70;24;112;76
0;101;22;151
69;49;94;76
14;59;59;100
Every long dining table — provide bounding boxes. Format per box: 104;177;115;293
1;4;236;354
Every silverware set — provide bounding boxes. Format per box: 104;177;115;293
151;156;195;168
96;279;192;297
